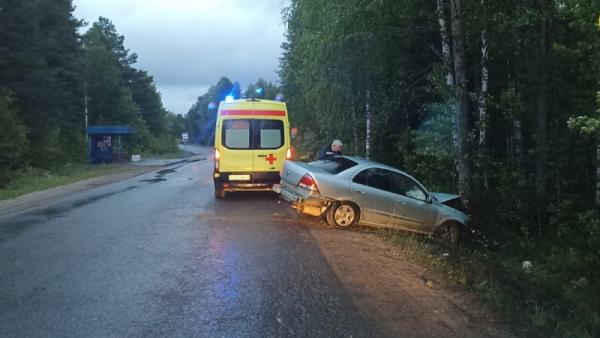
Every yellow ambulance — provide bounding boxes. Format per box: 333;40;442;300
213;99;292;198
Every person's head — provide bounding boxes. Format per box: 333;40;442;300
331;139;343;153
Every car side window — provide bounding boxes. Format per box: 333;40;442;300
352;168;390;191
390;172;427;201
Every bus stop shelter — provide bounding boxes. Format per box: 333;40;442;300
86;125;135;164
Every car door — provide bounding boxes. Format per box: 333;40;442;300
350;168;395;227
388;171;437;232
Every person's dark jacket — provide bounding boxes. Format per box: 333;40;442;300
318;144;342;159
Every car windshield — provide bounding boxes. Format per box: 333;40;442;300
308;157;358;174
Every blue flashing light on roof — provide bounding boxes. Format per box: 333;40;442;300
225;95;234;103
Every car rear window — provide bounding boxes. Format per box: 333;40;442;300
222;119;284;150
309;157;358;174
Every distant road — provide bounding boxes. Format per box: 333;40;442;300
179;143;209;156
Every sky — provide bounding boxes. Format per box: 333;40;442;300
73;0;288;114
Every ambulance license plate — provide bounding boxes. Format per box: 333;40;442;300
229;174;250;181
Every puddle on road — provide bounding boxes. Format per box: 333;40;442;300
156;168;176;175
0;219;37;241
71;186;137;207
140;178;167;183
36;207;66;218
139;166;182;184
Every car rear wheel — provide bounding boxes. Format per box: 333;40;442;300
327;202;358;228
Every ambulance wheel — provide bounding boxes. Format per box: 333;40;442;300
215;187;226;199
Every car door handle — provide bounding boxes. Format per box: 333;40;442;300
396;200;406;205
355;190;366;194
257;154;266;157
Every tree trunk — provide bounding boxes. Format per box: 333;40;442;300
438;0;459;182
478;26;489;189
365;90;372;159
478;29;488;148
536;22;548;200
536;1;549;240
352;104;358;155
512;118;526;187
436;0;454;86
512;119;522;164
450;0;471;205
596;144;600;206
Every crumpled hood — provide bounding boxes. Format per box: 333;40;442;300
430;192;461;203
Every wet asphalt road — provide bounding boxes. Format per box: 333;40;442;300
0;158;380;337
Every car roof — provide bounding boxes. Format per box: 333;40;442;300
339;156;412;176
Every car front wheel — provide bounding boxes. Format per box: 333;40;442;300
435;222;461;245
327;202;358;228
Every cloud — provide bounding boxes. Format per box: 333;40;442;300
158;84;210;114
74;0;288;114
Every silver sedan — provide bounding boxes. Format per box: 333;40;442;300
274;156;469;243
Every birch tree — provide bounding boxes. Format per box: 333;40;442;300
436;0;453;86
450;0;472;205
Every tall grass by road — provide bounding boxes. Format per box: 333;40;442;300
383;228;599;338
0;164;133;201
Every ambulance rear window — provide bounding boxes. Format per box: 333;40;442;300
222;119;284;150
223;119;250;149
256;120;283;149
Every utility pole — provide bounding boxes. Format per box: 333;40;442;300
365;90;372;160
84;82;89;157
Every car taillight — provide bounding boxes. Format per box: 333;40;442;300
214;148;220;172
286;148;292;160
298;173;319;192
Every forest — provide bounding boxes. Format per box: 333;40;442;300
0;1;184;185
277;0;599;336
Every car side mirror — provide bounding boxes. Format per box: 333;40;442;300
426;194;432;203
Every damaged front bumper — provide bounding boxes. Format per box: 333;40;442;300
273;183;332;217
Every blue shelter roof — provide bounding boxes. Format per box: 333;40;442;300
86;125;135;135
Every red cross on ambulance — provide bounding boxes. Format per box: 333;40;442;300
265;153;277;165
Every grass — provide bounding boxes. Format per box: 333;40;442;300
380;229;600;337
0;164;134;201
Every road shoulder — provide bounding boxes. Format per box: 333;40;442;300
0;167;157;219
309;226;514;337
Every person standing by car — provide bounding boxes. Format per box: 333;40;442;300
319;139;343;159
